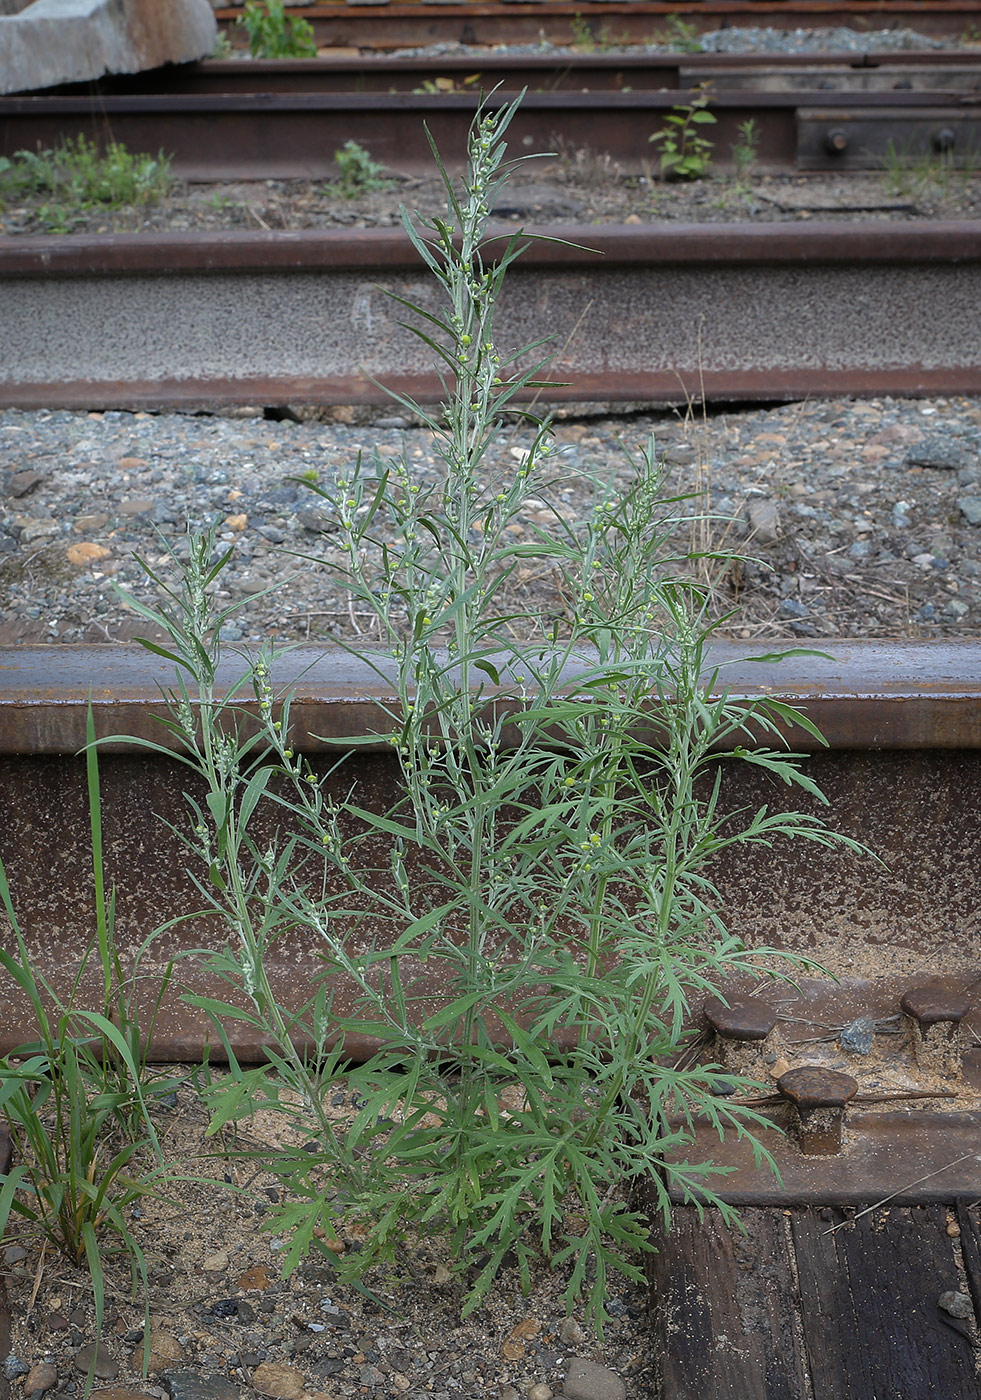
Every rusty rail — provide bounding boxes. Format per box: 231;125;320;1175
0;640;979;1063
40;51;981;99
2;221;980;409
211;1;981;48
3;87;979;179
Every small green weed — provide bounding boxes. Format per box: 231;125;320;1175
413;73;482;94
331;139;393;197
238;0;317;58
880;136;978;200
0;135;172;230
659;13;703;52
211;30;236;58
568;14;629;51
568;13;597;50
650;89;716;180
731;117;760;186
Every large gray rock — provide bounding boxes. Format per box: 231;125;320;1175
0;0;217;94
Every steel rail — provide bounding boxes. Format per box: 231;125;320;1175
212;2;981;48
0;640;979;1061
40;51;981;98
2;221;979;410
3;87;979;179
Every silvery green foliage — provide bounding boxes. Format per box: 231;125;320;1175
124;95;868;1332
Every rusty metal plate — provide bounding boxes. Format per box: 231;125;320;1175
658;973;981;1206
659;1109;981;1205
798;106;981;169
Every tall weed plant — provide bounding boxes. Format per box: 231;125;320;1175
121;96;865;1330
0;714;178;1349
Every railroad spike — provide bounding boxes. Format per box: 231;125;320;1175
777;1065;858;1156
900;986;971;1080
703;996;781;1074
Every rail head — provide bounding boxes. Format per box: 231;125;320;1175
2;221;980;279
0;641;978;755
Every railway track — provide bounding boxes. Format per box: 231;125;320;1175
2;14;980;1384
5;62;980;179
44;50;981;97
209;1;981;49
2;221;979;410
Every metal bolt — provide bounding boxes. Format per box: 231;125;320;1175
933;128;957;153
777;1066;858;1156
900;986;970;1078
824;128;849;155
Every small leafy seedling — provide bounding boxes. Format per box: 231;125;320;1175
650;88;716;181
731;118;760;187
331;140;393;197
237;0;317;58
0;135;171;231
661;13;703;53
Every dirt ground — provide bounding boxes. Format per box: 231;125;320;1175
2;162;980;238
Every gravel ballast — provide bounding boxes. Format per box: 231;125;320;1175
1;395;979;648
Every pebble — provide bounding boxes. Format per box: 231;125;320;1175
73;1343;119;1379
4;1355;30;1379
162;1371;241;1400
938;1291;974;1321
558;1318;585;1347
839;1017;876;1056
906;439;973;472
746;497;780;542
250;1361;306;1399
24;1361;57;1395
562;1358;627;1400
136;1330;185;1372
8;471;44;497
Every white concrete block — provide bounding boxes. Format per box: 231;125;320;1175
0;0;218;94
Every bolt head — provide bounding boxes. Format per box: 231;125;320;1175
703;996;778;1042
777;1065;858;1111
900;987;970;1027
